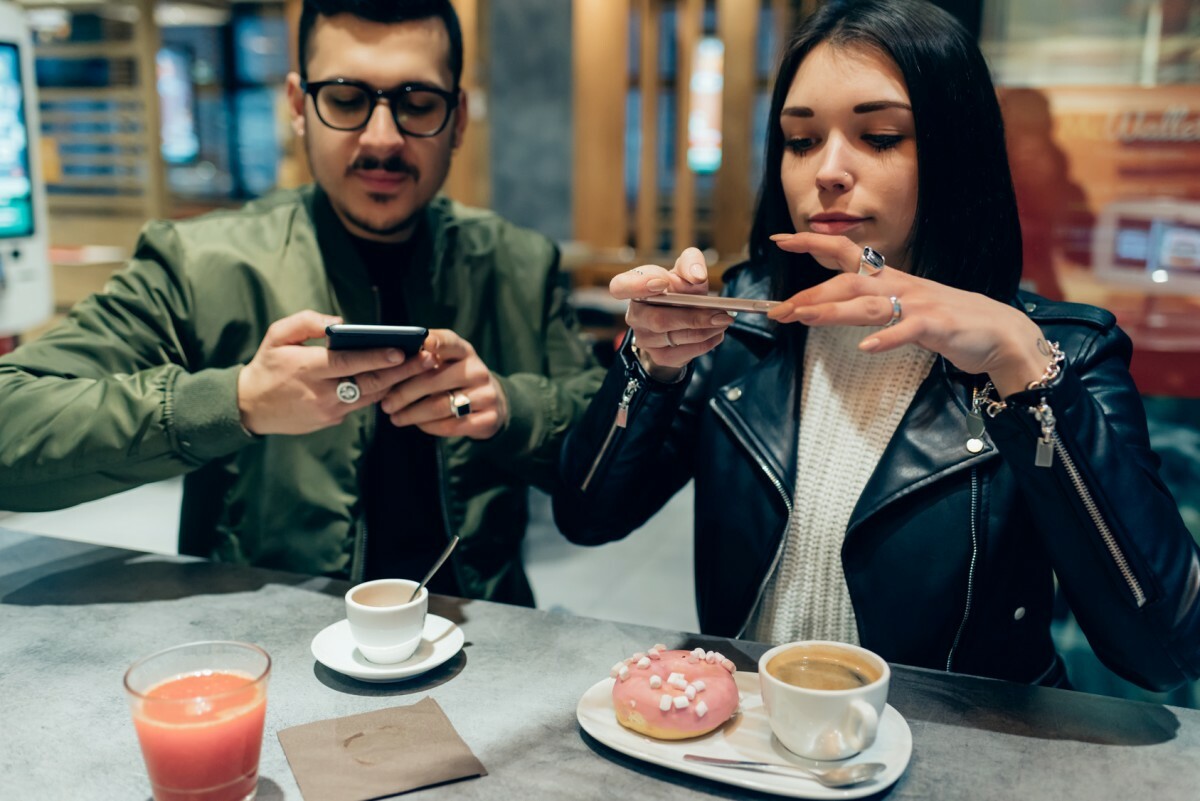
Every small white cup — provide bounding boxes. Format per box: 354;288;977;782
344;579;427;664
758;640;890;761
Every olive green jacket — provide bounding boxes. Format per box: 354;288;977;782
0;186;602;604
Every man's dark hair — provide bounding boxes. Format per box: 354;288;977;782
751;0;1023;302
297;0;463;88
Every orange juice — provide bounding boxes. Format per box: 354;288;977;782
132;671;267;801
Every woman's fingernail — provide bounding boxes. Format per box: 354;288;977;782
767;304;793;320
711;313;734;325
386;349;402;363
793;308;819;322
647;278;669;292
859;337;881;352
689;263;707;281
769;233;793;241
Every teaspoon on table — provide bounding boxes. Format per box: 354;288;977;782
683;754;886;787
409;535;460;602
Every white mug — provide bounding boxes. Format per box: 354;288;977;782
344;579;427;664
758;640;890;761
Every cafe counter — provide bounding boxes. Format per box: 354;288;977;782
1;528;1197;800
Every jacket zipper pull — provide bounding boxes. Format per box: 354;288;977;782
615;378;638;428
967;386;988;454
1031;398;1056;468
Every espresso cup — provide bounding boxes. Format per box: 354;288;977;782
344;578;427;664
758;640;890;761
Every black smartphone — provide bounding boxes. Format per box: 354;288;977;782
325;324;428;355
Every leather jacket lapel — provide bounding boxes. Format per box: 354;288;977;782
709;323;800;508
847;358;999;538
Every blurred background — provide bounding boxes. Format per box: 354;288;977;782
0;0;1197;708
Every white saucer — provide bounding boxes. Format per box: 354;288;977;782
311;614;464;683
576;672;912;799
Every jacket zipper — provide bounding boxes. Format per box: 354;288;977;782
580;377;639;492
946;467;980;671
434;440;456;561
1032;401;1147;608
709;402;793;639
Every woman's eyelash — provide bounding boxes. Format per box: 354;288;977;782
784;134;904;154
864;134;904;152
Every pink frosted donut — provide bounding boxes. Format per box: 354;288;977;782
609;646;739;740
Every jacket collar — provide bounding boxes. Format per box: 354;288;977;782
714;318;999;533
846;357;998;538
305;186;460;327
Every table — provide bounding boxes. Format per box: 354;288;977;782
1;528;1196;800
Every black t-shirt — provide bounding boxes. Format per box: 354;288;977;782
350;234;460;596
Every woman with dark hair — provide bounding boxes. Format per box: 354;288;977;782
555;0;1199;691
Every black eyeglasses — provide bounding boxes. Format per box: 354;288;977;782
301;78;460;137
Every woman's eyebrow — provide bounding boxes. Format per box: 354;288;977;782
780;100;912;118
853;100;912;113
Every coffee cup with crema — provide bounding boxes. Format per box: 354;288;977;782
344;578;427;664
758;640;890;760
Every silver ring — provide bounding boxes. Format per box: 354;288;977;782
885;296;902;327
858;246;885;277
664;330;677;347
336;378;360;404
630;268;646;276
448;390;472;418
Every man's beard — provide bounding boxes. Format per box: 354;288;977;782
342;202;422;238
341;153;422;237
306;137;427;238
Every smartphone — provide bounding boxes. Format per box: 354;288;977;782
636;292;781;315
325;324;428;355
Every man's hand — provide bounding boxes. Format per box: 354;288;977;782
381;329;509;440
237;311;434;435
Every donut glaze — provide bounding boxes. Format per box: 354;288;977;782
610;648;739;740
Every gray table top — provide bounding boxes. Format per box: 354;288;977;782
1;527;1197;801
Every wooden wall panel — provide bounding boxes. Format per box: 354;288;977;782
713;0;760;259
573;0;630;248
444;0;490;208
635;0;661;253
671;0;703;252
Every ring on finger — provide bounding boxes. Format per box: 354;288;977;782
447;389;472;418
664;330;677;347
858;246;886;277
335;378;360;404
885;296;902;327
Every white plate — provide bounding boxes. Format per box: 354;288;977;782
311;614;464;683
576;672;911;799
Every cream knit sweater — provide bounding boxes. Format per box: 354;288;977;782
749;325;935;645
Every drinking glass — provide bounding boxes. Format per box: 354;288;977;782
124;641;271;801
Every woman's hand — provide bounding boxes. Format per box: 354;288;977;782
610;247;735;373
767;233;1050;397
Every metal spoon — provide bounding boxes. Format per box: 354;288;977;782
409;535;460;602
683;754;886;787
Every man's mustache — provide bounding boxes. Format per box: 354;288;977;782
349;155;419;179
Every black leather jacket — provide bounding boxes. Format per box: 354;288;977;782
556;261;1200;691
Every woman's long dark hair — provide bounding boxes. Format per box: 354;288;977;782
751;0;1023;303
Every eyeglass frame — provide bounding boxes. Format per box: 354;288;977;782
300;78;461;137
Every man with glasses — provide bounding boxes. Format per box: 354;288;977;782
0;0;602;606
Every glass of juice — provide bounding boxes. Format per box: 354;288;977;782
124;641;271;801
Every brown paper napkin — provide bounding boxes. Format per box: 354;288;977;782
278;697;487;801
